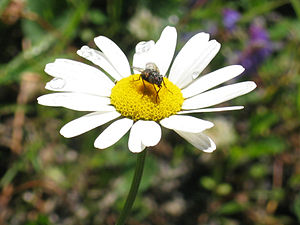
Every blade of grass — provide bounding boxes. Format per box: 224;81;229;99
240;0;290;23
0;34;56;85
290;0;300;19
0;0;91;86
54;0;91;53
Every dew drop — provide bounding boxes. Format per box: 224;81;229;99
192;71;200;79
135;41;155;54
49;78;66;89
81;45;89;51
79;46;93;58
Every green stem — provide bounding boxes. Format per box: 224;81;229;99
116;150;147;225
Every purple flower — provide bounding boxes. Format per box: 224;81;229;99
223;9;241;31
238;24;272;74
250;23;270;43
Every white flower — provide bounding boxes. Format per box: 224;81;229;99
38;26;256;153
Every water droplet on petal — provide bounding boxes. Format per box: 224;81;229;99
81;46;89;51
79;46;92;58
192;71;199;79
78;46;104;65
49;78;66;89
135;41;155;54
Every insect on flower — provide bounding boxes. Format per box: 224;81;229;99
132;62;169;102
38;26;257;154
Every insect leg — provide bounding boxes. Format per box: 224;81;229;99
162;79;173;94
154;85;161;103
140;79;147;98
132;74;142;82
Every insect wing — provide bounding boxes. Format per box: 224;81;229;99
132;66;145;73
145;63;160;74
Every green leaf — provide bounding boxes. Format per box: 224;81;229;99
216;183;232;196
230;137;286;165
217;201;245;215
25;214;52;225
250;163;268;178
88;9;107;25
250;111;279;136
200;176;216;190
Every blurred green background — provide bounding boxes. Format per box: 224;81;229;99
1;0;300;224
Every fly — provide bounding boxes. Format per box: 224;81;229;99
132;63;169;102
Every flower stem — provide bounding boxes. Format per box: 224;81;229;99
115;150;147;225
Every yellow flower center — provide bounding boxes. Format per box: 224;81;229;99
110;74;184;121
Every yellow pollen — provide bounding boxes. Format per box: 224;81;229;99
110;74;184;121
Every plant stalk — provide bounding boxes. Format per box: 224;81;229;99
115;150;147;225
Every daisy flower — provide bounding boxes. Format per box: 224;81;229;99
38;26;256;153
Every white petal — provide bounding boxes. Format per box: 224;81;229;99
128;121;146;153
150;26;177;75
128;120;162;153
191;40;221;80
160;115;214;133
60;111;120;138
168;32;210;84
182;81;257;110
77;45;123;81
175;131;216;153
177;106;244;114
169;32;221;89
94;36;131;77
94;118;133;149
132;40;155;73
139;121;161;147
44;59;114;96
133;26;177;75
178;40;221;89
182;65;245;98
37;93;115;112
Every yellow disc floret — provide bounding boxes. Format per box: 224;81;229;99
110;74;184;121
